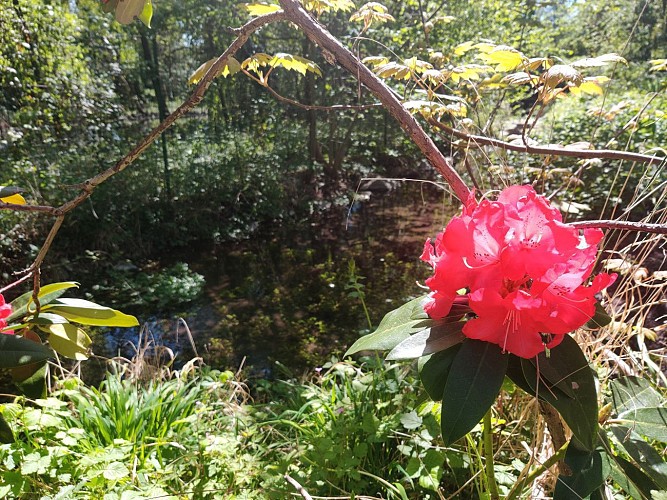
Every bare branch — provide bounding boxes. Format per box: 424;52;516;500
430;119;666;166
278;0;471;202
570;219;667;234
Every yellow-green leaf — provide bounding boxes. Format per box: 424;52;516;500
43;298;139;327
42;324;91;361
453;41;475;57
188;57;241;84
542;64;583;89
242;2;281;16
138;0;152;27
649;59;667;72
270;53;322;76
476;45;525;72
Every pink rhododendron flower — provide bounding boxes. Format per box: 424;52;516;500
421;185;616;359
0;293;13;334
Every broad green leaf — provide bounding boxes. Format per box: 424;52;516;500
114;0;146;24
0;412;13;444
400;410;422;430
516;336;599;451
440;340;508;445
12;361;47;399
611;376;664;416
42;324;92;360
243;2;281;16
138;0;153;27
43;298;139;327
188;57;241;84
418;345;461;401
386;321;464;360
345;296;429;355
611;426;667;490
608;453;659;499
7;282;79;323
614;407;667;442
0;334;53;368
554;442;609;500
102;462;130;481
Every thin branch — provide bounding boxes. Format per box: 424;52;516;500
284;474;314;500
0;201;58;214
278;0;471;202
429;118;666;166
248;73;383;111
570;219;667;235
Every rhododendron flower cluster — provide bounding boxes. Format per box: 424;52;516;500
421;185;616;358
0;293;12;334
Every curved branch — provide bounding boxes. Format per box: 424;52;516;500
430;118;666;165
278;0;471;202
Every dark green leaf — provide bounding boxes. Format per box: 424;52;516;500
610;426;667;489
345;296;431;355
418;345;462;401
519;336;599;451
12;362;47;399
611;376;664;416
440;340;508;445
7;282;79;323
608;453;658;499
0;412;14;444
386;321;464;360
554;442;608;499
584;302;613;329
0;335;53;368
0;186;24;198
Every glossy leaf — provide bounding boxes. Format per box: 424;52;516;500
0;334;53;368
554;442;609;500
610;426;667;490
43;298;139;327
25;313;69;326
7;282;79;323
418;345;461;401
42;323;92;360
345;296;430;355
440;340;508;445
386;321;464;360
516;336;599;451
138;0;153;27
611;376;664;416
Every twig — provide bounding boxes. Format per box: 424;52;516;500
570;219;667;235
278;0;471;203
429;118;666;166
284;474;314;500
